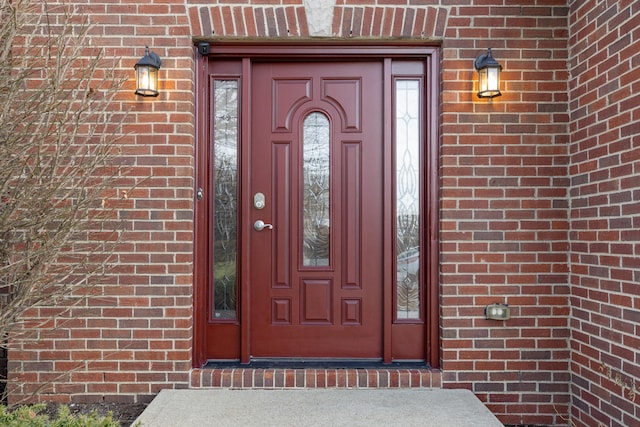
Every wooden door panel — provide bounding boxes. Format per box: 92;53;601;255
342;299;361;325
272;298;290;324
301;279;332;324
273;79;312;132
342;142;361;289
272;142;291;288
321;79;361;131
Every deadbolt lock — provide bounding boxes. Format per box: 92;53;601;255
254;192;266;209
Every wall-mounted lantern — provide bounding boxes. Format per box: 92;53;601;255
474;48;502;98
134;47;161;97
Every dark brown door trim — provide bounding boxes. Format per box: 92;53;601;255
193;42;440;368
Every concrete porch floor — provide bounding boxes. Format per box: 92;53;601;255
134;388;503;426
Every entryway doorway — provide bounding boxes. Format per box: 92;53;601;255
194;43;439;367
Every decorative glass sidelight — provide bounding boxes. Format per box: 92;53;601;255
395;79;421;320
302;112;331;266
212;80;239;320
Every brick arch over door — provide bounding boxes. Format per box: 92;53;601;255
187;4;449;38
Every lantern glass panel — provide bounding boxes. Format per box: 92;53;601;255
478;68;488;94
477;66;501;98
137;67;149;91
136;65;159;96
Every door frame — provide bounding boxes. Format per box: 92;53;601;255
193;42;440;368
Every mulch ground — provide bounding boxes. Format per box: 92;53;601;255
44;402;148;427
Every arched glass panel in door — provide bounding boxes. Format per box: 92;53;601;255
302;112;331;267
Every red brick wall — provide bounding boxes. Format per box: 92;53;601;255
568;1;640;426
7;0;196;405
440;3;571;425
6;1;611;426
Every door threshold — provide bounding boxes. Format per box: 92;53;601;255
203;358;429;369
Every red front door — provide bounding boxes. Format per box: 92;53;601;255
249;62;384;358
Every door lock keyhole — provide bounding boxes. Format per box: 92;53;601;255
254;192;266;209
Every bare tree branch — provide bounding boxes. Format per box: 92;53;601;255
0;0;128;397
